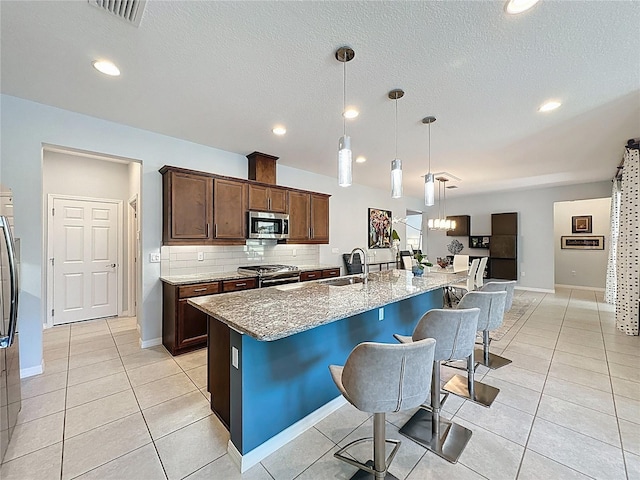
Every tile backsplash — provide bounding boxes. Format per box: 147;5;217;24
160;243;320;277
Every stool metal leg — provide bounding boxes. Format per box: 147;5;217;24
442;348;500;408
334;412;401;479
399;360;472;464
474;331;512;369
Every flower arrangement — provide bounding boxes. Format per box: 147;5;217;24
447;239;464;255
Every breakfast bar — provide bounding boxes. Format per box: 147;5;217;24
189;269;466;470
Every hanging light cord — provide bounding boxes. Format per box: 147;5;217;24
343;56;347;137
428;122;431;172
394;97;398;159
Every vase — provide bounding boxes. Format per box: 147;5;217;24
412;266;424;276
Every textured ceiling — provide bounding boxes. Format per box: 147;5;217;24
1;1;639;198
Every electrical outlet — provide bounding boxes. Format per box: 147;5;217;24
331;248;339;254
149;253;160;263
292;249;297;257
571;270;576;276
232;347;239;369
197;251;204;261
378;308;384;321
521;271;525;277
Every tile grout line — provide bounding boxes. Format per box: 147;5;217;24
598;293;631;480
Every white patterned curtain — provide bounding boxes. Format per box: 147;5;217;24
616;147;639;335
605;180;621;304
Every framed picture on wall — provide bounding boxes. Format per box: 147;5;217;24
572;215;592;233
561;235;604;250
368;208;392;249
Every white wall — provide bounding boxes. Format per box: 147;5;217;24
554;197;611;288
0;94;421;372
425;182;612;291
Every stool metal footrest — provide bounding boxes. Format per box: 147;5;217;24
443;374;499;408
334;437;401;479
399;408;472;464
474;347;512;370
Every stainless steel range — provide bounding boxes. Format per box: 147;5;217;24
237;264;300;288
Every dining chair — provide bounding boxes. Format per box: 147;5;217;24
452;254;469;272
474;257;488;289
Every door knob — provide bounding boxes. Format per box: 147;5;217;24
106;263;116;268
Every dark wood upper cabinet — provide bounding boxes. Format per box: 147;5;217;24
288;191;311;242
247;184;288;213
491;212;518;235
213;178;246;239
446;215;470;237
160;165;329;245
162;169;212;244
310;194;329;243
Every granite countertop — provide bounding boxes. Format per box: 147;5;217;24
160;271;256;285
296;264;342;272
189;269;467;341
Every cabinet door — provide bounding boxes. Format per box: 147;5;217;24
247;184;269;212
301;270;322;282
213;179;246;239
321;268;340;278
288;191;311;241
166;171;212;241
268;187;288;213
310;194;329;243
177;300;208;350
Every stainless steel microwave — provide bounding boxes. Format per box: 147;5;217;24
248;211;290;240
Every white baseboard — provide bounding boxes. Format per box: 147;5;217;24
515;286;556;294
139;337;162;348
555;284;605;292
21;361;44;378
228;396;347;473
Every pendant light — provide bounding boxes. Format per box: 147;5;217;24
428;177;457;231
389;89;404;198
422;116;436;206
336;47;355;187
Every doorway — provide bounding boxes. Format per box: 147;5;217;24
42;146;141;328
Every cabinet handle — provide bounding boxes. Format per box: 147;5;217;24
268;197;271;210
214;224;217;237
307;274;316;278
308;228;311;238
311;227;314;238
193;288;207;292
206;223;209;237
235;282;246;287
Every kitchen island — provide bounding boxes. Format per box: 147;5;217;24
189;268;466;471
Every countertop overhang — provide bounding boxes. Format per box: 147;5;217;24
189;269;467;341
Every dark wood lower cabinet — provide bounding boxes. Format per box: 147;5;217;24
208;317;231;429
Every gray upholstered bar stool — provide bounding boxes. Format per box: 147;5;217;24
443;290;506;408
477;280;517;369
329;339;436;479
393;308;480;464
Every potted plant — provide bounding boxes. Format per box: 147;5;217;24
412;251;432;275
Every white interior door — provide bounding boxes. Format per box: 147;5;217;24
53;198;118;325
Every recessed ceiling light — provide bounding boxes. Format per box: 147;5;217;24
272;126;287;135
92;60;120;76
505;0;540;14
538;100;562;112
343;108;359;119
355;156;367;163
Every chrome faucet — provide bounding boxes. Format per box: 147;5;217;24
349;247;368;284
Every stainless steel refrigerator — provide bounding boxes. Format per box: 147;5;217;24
0;187;20;463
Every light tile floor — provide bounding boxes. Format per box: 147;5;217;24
1;288;639;479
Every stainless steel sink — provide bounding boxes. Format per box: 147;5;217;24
320;276;364;286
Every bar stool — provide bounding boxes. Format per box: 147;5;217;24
393;308;480;464
476;281;516;369
329;338;436;479
443;290;506;408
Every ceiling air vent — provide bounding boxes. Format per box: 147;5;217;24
88;0;146;27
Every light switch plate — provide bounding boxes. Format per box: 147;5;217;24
331;248;339;254
149;253;160;263
197;252;204;261
378;308;384;321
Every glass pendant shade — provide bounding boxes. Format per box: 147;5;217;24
391;158;402;198
338;135;352;187
424;173;435;206
428;218;434;229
